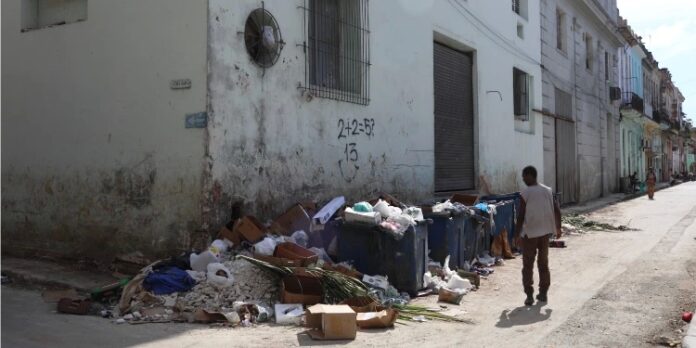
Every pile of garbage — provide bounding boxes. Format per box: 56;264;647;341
50;191;525;340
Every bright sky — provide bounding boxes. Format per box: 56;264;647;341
617;0;695;123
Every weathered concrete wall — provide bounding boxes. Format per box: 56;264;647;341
1;0;208;260
541;0;621;202
206;0;544;226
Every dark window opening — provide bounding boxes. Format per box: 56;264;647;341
514;68;530;120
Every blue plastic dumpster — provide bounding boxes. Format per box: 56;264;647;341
424;212;466;269
463;215;486;263
480;194;521;249
337;220;429;296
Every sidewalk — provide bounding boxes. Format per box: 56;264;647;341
562;182;670;215
1;257;117;291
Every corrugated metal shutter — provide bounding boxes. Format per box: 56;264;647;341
434;42;475;192
554;88;576;204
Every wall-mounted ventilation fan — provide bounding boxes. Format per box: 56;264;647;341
244;5;284;69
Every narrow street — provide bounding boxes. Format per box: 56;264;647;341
3;183;695;348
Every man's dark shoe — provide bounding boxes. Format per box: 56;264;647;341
525;294;534;306
536;292;548;302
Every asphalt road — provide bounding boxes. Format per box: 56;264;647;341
2;182;695;347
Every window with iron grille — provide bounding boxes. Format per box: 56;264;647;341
512;0;527;18
513;68;530;120
585;33;594;71
302;0;370;105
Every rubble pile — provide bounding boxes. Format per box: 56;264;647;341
178;259;278;312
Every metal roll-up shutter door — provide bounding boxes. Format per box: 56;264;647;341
434;42;475;192
554;88;577;204
555;118;577;204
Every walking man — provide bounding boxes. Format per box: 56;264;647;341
515;166;562;306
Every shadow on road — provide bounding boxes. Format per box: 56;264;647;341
495;303;552;328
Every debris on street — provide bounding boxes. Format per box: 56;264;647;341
52;191;538;334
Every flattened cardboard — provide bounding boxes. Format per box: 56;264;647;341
305;304;357;340
313;196;345;224
253;254;303;268
356;309;399;329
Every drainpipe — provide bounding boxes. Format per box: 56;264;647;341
598;43;605;197
572;17;581;202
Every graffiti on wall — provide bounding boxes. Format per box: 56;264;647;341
337;118;375;182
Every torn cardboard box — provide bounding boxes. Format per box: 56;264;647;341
305;304;357;340
234;216;266;243
281;275;322;305
218;222;241;246
270;204;313;236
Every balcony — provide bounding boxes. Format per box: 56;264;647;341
621;92;644;114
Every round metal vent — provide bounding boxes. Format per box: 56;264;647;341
244;8;284;68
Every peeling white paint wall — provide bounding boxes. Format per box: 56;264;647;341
1;0;208;259
207;0;544;224
541;0;622;202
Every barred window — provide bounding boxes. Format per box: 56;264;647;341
513;68;530;120
303;0;370;105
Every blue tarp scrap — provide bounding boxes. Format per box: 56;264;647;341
143;266;197;295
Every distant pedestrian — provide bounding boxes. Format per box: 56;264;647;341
515;166;562;306
646;168;657;200
629;171;639;193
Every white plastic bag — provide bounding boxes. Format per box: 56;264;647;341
290;230;309;248
206;263;234;288
253;237;277;256
442;255;456;281
190;250;219;272
373;199;391;217
402;207;424;221
211;239;230;253
447;274;473;292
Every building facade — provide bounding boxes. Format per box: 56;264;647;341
1;0;209;260
2;0;545;259
204;0;545;228
540;0;622;204
617;19;648;188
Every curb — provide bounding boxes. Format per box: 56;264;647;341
1;258;117;292
685;310;696;348
562;183;672;216
1;268;93;292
